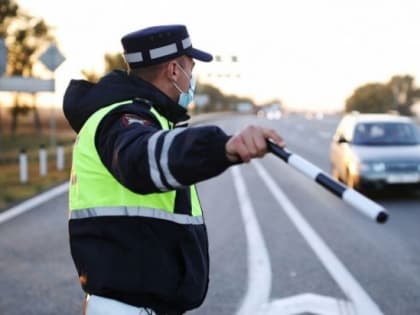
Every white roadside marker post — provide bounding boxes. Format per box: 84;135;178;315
19;148;28;184
39;144;48;177
56;143;64;171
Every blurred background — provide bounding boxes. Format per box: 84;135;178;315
1;0;419;209
0;0;420;208
1;1;420;314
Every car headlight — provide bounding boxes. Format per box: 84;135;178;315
359;162;386;172
372;162;386;172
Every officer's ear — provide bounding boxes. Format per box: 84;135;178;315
165;60;178;81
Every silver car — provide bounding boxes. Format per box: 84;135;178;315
330;113;420;192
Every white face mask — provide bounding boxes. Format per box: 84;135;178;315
172;63;195;109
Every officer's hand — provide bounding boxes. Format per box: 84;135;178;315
225;125;285;163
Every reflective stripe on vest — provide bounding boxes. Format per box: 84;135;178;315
70;206;204;225
69;100;203;222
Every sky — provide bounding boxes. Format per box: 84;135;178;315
13;0;420;111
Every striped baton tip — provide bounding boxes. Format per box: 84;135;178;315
267;141;389;224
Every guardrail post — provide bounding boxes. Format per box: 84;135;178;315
39;144;47;177
19;148;28;183
56;143;64;171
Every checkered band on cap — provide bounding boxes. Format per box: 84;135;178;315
121;25;212;68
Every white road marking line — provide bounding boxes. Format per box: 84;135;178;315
232;165;355;315
0;182;69;225
252;160;384;315
262;293;355;315
231;166;272;315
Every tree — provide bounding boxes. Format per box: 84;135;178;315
0;0;18;133
345;83;393;113
1;0;55;134
104;52;127;73
80;68;101;83
82;52;127;83
387;75;418;116
0;0;18;37
195;82;225;112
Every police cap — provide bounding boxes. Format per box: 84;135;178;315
121;24;213;69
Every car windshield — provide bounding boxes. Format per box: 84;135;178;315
353;122;419;145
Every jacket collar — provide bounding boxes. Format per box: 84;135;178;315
126;73;190;124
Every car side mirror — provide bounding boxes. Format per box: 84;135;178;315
338;135;348;143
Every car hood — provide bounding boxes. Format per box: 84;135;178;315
351;144;420;162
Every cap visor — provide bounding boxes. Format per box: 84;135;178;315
186;48;213;62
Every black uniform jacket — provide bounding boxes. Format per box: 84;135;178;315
63;70;236;313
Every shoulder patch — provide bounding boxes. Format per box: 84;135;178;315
121;114;152;127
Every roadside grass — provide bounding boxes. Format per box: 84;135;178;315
0;132;74;211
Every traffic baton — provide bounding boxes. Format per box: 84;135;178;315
267;141;389;224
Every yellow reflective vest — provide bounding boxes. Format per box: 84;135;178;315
69;100;203;222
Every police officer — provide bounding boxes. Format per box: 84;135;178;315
63;24;284;315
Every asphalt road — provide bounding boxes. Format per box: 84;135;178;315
1;114;419;315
